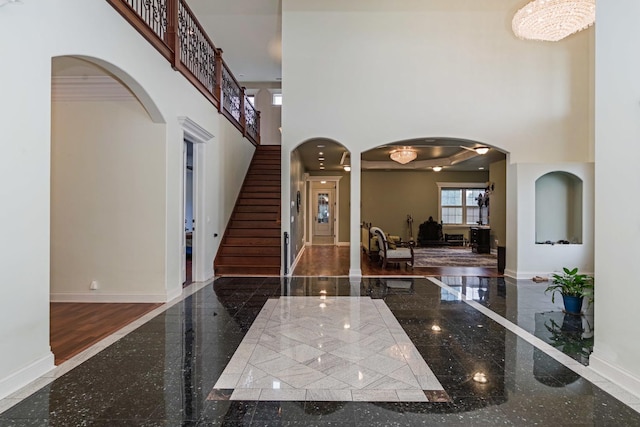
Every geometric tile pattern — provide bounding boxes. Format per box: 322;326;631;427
209;296;445;401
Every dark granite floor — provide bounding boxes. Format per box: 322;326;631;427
0;276;637;426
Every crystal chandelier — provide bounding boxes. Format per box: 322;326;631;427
389;148;417;165
512;0;595;42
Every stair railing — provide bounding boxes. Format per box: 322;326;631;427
106;0;260;146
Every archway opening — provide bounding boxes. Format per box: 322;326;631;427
289;138;351;276
361;137;508;275
50;55;166;364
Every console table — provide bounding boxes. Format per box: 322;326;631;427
470;227;491;254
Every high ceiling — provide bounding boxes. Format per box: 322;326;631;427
52;3;507;172
185;1;506;172
187;0;282;83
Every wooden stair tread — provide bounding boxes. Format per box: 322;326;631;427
215;145;282;276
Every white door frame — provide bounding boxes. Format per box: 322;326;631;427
179;117;213;283
306;175;343;246
312;188;335;237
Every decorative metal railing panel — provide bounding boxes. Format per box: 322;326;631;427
178;0;216;93
107;0;260;145
245;99;259;141
122;0;168;41
221;64;242;122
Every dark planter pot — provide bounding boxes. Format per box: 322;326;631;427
562;295;583;315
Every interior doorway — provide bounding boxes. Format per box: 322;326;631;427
308;179;340;246
183;140;194;286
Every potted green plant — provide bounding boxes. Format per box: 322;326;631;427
545;267;594;315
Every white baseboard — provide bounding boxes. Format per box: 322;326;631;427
590;353;640;399
504;270;550;280
288;246;306;276
50;292;169;303
166;286;183;303
503;268;518;279
337;241;350;247
349;268;362;280
0;352;54;400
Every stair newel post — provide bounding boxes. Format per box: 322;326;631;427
214;48;223;112
166;0;180;69
241;86;247;137
284;232;289;275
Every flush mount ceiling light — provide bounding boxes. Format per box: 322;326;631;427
475;147;490;155
389;148;417;165
512;0;595;42
343;165;351;172
432;166;443;172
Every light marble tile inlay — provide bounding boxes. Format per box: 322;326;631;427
210;297;444;402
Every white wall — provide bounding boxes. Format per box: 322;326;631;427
51;100;166;301
591;0;640;396
0;0;254;399
282;0;592;162
254;87;282;146
281;0;594;277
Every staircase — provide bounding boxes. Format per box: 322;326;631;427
214;145;281;275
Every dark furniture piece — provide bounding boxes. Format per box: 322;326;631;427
470;227;491;254
445;233;465;246
497;246;506;273
417;217;446;246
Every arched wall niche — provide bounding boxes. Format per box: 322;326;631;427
535;171;583;244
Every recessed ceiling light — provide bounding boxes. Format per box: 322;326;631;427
319;152;324;155
475;147;490;155
320;163;324;166
343;165;351;172
320;181;327;184
432;166;442;172
320;166;325;170
479;167;485;170
318;157;325;161
317;145;325;148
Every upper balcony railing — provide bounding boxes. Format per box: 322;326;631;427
107;0;260;145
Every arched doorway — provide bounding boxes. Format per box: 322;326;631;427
288;138;351;275
50;55;166;363
361;137;508;276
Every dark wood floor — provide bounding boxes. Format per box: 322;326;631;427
293;245;502;277
50;302;161;364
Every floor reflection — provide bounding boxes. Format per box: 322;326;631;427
535;311;594;366
0;276;637;426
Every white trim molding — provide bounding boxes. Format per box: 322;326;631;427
50;292;170;303
178;117;214;142
51;76;137;102
0;353;54;401
287;245;306;277
590;354;640;399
